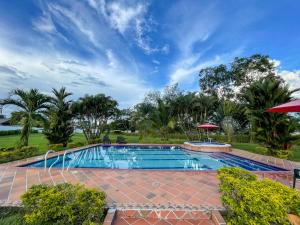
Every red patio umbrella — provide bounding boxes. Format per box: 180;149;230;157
266;99;300;113
197;123;219;140
197;123;219;129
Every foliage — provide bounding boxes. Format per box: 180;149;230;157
0;89;50;146
0;146;38;163
44;87;74;147
116;136;126;144
48;143;65;151
218;167;256;181
21;183;106;225
110;108;135;132
67;141;86;149
72;94;118;144
199;54;276;100
0;207;25;225
218;168;300;225
242;76;300;150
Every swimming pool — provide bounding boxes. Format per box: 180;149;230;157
23;145;285;171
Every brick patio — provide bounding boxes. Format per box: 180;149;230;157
0;145;299;212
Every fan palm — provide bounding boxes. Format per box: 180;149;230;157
0;89;50;146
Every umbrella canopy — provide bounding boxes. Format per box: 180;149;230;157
266;99;300;113
197;123;219;129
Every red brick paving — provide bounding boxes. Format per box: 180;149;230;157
0;144;299;210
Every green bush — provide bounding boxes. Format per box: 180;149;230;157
218;168;257;181
255;146;268;154
0;146;38;164
67;141;86;149
275;150;292;159
0;147;16;152
116;136;126;144
21;183;106;225
0;207;25;225
0;130;38;136
218;168;300;225
48;143;65;151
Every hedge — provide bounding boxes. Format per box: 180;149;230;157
0;130;38;136
0;146;38;164
21;183;106;225
48;143;65;151
218;168;300;225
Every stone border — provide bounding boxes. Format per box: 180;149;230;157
103;209;116;225
212;210;226;225
183;142;232;153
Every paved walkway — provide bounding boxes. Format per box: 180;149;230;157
0;145;299;211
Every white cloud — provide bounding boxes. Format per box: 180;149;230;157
32;14;56;33
169;49;244;87
0;46;149;109
278;70;300;98
152;59;160;65
108;2;146;34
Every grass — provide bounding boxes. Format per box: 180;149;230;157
232;142;300;162
0;133;185;154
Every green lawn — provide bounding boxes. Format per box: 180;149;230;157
0;133;186;155
232;142;300;162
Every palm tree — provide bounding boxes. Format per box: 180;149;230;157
0;89;50;146
44;87;74;147
242;77;300;151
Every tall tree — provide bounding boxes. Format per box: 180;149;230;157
242;77;300;151
44;87;74;147
0;89;50;146
72;94;118;143
199;54;276;100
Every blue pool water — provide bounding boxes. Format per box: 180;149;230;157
23;145;285;171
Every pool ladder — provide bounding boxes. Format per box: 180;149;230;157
44;150;55;170
44;149;74;172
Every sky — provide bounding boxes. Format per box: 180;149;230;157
0;0;300;114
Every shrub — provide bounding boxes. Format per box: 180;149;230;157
67;141;85;149
21;183;106;225
48;143;65;151
0;207;25;225
0;130;38;136
275;150;292;159
17;146;38;157
218;167;256;181
0;146;38;164
116;136;126;144
255;146;268;154
218;168;300;225
0;147;16;152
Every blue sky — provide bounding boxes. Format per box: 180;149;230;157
0;0;300;111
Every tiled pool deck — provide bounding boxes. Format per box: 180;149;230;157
0;144;299;213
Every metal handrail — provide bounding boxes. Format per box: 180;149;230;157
44;150;55;169
48;155;60;172
62;150;75;171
